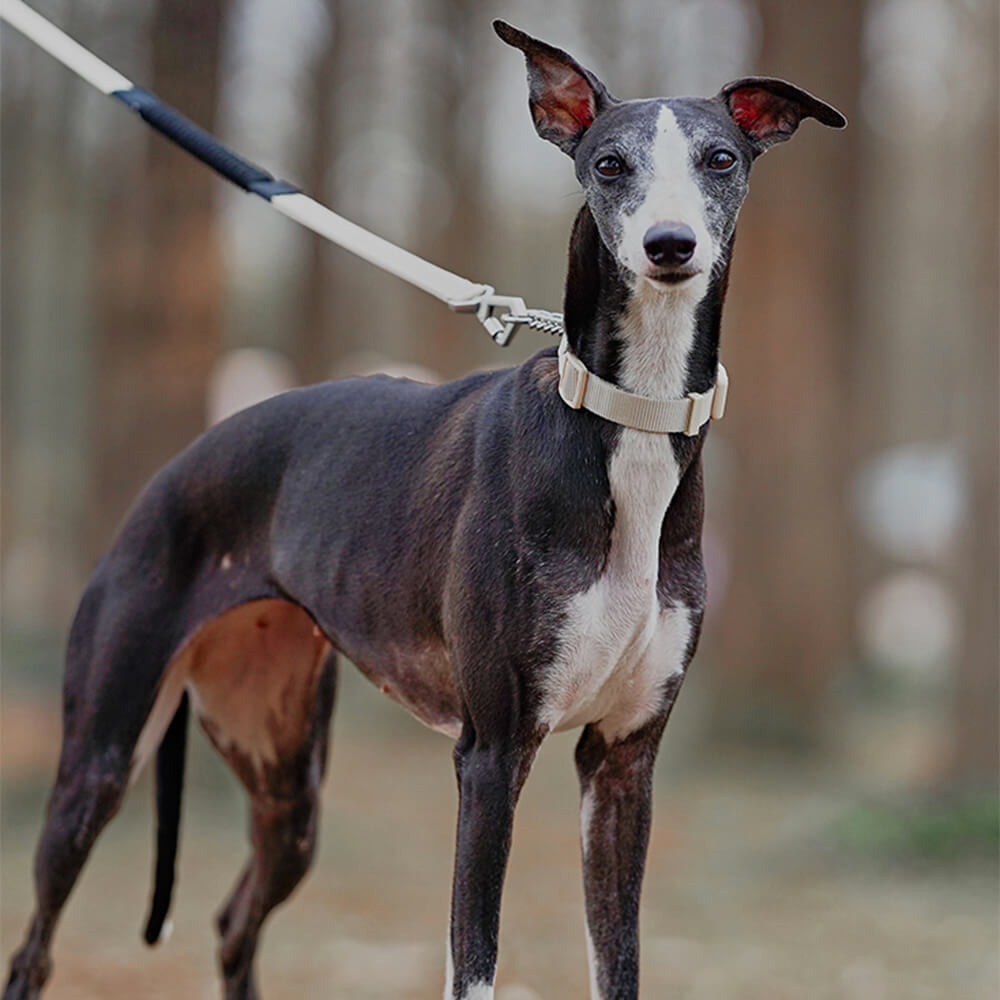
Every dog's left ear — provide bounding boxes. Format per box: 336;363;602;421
719;77;846;154
494;20;616;156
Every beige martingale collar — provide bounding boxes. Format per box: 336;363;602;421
557;335;728;435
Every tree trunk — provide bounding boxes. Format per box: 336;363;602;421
1;4;116;626
295;0;344;381
709;0;865;742
412;0;490;379
951;0;999;787
93;0;229;548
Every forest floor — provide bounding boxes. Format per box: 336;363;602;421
2;667;997;1000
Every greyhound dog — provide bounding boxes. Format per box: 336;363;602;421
5;19;844;1000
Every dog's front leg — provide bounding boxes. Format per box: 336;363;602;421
445;722;543;1000
574;711;673;1000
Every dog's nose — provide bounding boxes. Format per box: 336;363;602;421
643;223;697;267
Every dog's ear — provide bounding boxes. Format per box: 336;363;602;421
494;20;616;156
719;77;846;154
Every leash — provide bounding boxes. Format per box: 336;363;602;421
2;0;728;436
0;0;553;348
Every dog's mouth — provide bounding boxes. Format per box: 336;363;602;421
642;266;702;287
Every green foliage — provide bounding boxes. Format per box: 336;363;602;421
833;793;1000;862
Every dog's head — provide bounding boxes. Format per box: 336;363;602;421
495;20;845;297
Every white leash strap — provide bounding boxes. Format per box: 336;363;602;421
558;336;728;435
0;0;540;345
0;0;132;93
269;194;486;304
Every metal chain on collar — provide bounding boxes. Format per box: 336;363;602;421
446;287;564;346
503;308;566;337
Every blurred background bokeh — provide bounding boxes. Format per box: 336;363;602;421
1;1;997;998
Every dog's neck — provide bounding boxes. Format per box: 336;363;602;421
562;206;729;403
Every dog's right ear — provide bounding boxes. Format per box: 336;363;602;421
494;20;615;156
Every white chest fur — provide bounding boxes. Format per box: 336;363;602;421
541;281;699;741
542;429;692;740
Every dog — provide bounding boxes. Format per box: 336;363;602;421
4;19;845;1000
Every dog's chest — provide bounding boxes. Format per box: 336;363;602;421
542;430;692;740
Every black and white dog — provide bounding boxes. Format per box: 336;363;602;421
5;20;844;1000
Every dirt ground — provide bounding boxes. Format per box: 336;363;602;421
2;668;997;1000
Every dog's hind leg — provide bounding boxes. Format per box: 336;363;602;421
4;579;189;1000
4;745;133;1000
214;786;324;1000
185;601;337;1000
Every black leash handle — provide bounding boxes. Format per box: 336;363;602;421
113;87;299;201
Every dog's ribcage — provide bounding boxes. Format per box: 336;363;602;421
541;282;701;741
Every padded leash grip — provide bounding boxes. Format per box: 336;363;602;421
113;87;298;200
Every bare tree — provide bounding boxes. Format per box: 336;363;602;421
295;0;344;380
93;0;230;547
414;0;491;378
1;3;122;624
952;0;999;787
709;0;865;740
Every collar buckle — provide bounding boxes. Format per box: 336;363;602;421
558;348;589;409
684;388;713;436
683;363;729;435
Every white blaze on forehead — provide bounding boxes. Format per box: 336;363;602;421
617;104;715;283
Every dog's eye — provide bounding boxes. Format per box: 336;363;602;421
707;149;736;172
594;155;624;179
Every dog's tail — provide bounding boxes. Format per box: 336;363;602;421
142;690;189;946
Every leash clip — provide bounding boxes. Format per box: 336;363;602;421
448;286;528;347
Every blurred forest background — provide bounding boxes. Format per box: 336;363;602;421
1;0;997;998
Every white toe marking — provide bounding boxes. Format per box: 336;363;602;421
444;938;454;999
459;984;493;1000
444;943;493;1000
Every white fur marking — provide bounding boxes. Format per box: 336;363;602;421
220;553;233;570
444;938;454;1000
617;105;715;295
580;785;602;998
585;924;601;1000
129;656;188;786
541;280;697;740
444;939;493;1000
459;985;493;1000
157;918;174;945
579;784;595;862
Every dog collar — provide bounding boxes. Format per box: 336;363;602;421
557;335;728;435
